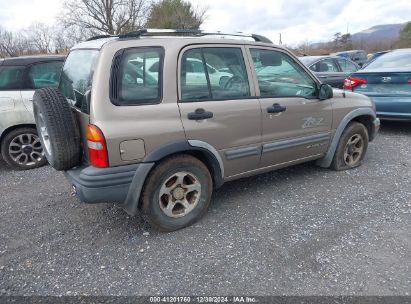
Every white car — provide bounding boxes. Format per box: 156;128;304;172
130;57;233;87
0;55;64;169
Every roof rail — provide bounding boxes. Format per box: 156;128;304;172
86;34;114;41
118;29;273;43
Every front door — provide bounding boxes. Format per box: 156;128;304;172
247;47;333;168
178;45;262;177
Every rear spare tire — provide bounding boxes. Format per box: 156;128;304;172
33;87;81;171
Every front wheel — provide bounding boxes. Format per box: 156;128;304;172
331;122;369;171
1;128;47;170
141;155;213;232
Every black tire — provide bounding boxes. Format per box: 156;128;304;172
1;127;47;170
330;122;369;171
33;87;80;171
141;154;213;232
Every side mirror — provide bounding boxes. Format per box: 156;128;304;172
319;84;333;100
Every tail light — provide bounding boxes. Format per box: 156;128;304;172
408;79;411;83
343;76;367;90
86;124;108;168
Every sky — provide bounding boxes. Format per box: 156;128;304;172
0;0;410;46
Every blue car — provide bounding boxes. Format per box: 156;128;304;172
344;48;411;121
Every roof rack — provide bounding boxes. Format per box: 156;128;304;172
86;34;115;41
117;29;273;43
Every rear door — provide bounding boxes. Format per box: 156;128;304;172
177;45;262;177
247;47;333;168
0;65;26;132
336;58;359;78
312;58;345;88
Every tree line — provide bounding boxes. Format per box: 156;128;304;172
0;0;207;58
293;22;411;56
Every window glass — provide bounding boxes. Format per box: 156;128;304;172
181;49;209;101
364;50;411;69
29;61;63;89
180;47;250;102
251;49;317;98
116;48;163;105
337;58;358;73
0;66;25;90
59;49;99;105
314;59;339;72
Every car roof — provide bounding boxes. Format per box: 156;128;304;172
0;55;65;67
72;36;275;51
299;55;347;64
335;50;365;54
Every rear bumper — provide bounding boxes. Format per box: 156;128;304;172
64;164;140;204
371;96;411;120
376;112;411;121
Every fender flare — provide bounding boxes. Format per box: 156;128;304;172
316;107;376;168
122;140;224;216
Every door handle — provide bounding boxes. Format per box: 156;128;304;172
318;75;327;78
267;103;286;114
187;109;214;120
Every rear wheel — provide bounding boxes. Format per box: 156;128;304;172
331;122;369;171
1;128;47;170
141;155;213;232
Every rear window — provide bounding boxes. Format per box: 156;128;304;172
364;50;411;70
0;66;25;90
110;47;163;106
59;49;99;106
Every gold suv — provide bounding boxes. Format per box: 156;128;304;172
32;29;380;231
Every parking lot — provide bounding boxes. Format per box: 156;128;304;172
0;121;410;296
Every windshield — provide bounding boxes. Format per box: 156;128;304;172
59;49;99;106
364;50;411;70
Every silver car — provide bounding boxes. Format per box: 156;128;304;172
0;55;64;169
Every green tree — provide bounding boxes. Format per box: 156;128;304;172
146;0;207;29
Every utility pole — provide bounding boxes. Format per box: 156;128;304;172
279;33;282;45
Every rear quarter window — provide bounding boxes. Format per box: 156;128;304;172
110;47;164;106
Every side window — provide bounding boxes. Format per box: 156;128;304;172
337;58;358;73
315;59;339;72
250;49;317;99
180;47;251;102
0;66;25;90
29;61;63;89
112;47;163;105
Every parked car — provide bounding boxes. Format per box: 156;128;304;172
363;50;391;68
335;50;368;67
131;57;233;87
0;55;65;169
32;29;379;231
299;56;359;88
344;48;411;120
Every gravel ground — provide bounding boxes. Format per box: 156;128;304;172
0;121;410;296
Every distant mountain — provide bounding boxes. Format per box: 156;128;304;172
351;23;408;43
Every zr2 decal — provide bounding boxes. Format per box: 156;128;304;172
302;117;324;129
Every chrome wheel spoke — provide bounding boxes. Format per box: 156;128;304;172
164;201;177;217
184;183;201;194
